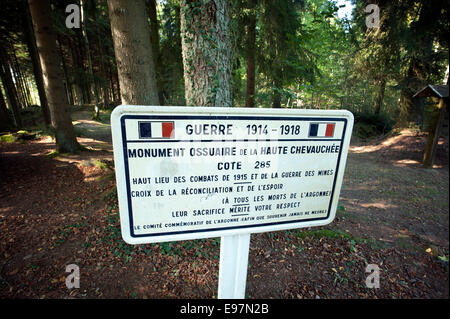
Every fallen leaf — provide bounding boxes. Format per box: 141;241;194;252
8;269;19;275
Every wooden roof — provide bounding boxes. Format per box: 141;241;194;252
413;85;449;98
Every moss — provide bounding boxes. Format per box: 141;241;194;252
0;133;16;143
0;131;38;143
46;150;59;158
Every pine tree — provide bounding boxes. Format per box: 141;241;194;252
28;0;80;153
258;0;304;108
180;0;232;107
107;0;159;105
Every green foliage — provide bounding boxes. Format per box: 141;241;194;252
153;237;220;259
257;0;313;107
159;0;186;105
101;203;136;263
46;150;59;158
0;129;39;143
296;228;352;241
0;133;15;143
295;226;380;250
1;0;448;141
353;111;395;139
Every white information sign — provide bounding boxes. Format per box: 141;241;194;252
111;105;353;245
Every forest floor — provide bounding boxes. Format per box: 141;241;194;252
0;107;448;299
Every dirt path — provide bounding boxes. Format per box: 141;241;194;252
71;109;113;151
339;130;449;250
0;112;448;299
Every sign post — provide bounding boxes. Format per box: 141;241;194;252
111;105;353;298
218;234;251;299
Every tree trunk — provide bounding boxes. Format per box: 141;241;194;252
80;0;100;119
272;77;282;108
423;76;449;168
112;61;120;101
76;31;92;104
0;83;15;131
398;59;423;126
91;0;110;110
108;63;116;102
148;0;160;66
374;77;386;115
0;48;22;127
29;0;80;153
11;48;30;108
57;35;74;106
68;37;85;105
17;54;32;107
272;90;281;108
107;0;159;105
148;0;164;105
180;0;232;107
245;11;256;108
23;73;33;106
398;1;435;127
423;98;446;168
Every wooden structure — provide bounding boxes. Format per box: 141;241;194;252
413;84;448;168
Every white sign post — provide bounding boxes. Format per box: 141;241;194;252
218;234;251;298
111;105;353;299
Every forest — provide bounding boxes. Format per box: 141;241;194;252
0;0;449;301
0;0;448;140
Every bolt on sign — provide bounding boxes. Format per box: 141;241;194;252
111;105;354;245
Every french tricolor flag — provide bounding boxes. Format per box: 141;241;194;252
139;121;174;139
309;123;335;138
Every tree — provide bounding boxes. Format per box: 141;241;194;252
356;1;406;115
397;0;449;126
180;0;233;107
0;46;22;127
28;0;80;153
158;0;185;105
91;0;112;110
0;82;15;131
241;0;257;108
107;0;159;105
22;0;51;127
148;0;164;105
80;0;100;119
258;0;309;108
